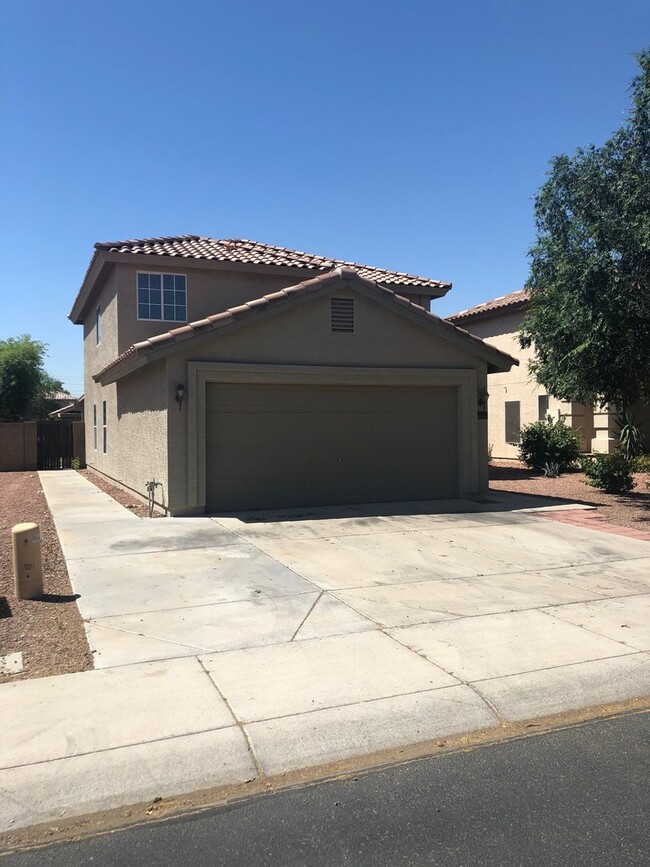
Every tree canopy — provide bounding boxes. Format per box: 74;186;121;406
0;335;64;422
520;48;650;410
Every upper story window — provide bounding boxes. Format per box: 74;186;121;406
96;305;102;345
137;273;187;322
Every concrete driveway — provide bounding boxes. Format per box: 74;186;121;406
43;474;650;675
3;471;648;833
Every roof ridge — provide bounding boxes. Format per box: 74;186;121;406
88;235;450;289
96;234;202;249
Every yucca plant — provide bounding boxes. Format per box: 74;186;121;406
615;410;646;459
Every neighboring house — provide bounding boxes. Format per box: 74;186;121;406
70;236;516;515
448;290;650;458
47;394;84;421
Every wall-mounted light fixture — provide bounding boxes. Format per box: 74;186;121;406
175;384;186;412
477;386;489;419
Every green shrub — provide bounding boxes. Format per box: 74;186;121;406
580;452;636;493
518;418;582;472
632;454;650;473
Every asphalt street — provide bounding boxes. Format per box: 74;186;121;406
3;711;648;866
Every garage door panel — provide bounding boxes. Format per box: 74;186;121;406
206;383;458;511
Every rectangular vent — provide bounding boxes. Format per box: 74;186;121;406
331;297;354;333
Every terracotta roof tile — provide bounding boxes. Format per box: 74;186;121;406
447;289;529;323
93;268;517;383
93;235;449;291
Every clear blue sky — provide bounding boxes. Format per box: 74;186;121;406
1;0;648;394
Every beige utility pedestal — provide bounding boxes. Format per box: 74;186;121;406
12;522;43;600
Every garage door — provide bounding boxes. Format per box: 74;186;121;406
205;383;458;512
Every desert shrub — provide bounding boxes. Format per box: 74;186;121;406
632;454;650;473
580;452;636;494
518;418;582;471
615;410;646;459
542;461;561;478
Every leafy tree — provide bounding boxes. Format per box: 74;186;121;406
520;49;650;411
0;335;64;421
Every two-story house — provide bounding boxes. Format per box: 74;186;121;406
70;236;516;515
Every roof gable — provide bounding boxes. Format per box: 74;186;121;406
94;269;517;384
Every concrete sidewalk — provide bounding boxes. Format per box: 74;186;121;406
1;471;649;834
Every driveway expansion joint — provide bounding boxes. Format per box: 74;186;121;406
197;658;265;780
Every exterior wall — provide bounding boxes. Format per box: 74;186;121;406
461;311;593;458
164;288;491;514
86;360;169;509
113;264;331;356
83;268;120;470
0;422;37;471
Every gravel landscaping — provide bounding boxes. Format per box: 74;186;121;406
78;468;162;518
490;460;650;531
0;472;93;683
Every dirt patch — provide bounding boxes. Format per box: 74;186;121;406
490;460;650;532
0;473;93;684
78;469;163;518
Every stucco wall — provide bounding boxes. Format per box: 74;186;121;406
114;263;321;355
83;268;119;466
0;423;37;471
460;312;593;458
86;360;169;508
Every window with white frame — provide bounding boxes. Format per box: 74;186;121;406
93;404;97;450
96;305;102;345
102;401;107;453
137;273;187;321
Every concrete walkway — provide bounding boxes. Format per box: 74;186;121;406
1;471;649;833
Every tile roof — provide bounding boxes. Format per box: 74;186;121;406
94;268;516;383
93;235;450;291
447;289;529;323
45;391;76;402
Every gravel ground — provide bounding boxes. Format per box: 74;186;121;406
78;469;164;518
0;472;93;684
490;460;650;531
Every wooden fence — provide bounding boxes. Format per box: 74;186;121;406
0;421;85;471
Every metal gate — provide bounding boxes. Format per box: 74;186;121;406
37;420;74;470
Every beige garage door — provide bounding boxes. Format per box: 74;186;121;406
205;383;458;512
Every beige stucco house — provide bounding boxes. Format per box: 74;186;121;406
448;290;650;459
70;236;517;515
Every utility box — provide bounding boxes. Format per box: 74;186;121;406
12;522;43;600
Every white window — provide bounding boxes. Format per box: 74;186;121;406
93;404;97;450
102;401;107;453
137;273;187;322
96;305;102;345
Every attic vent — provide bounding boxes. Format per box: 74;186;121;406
331;297;354;333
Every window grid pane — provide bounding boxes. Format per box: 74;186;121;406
138;273;186;320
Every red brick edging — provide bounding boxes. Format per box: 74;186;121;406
539;509;650;542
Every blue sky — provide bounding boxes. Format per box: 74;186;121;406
1;0;648;393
